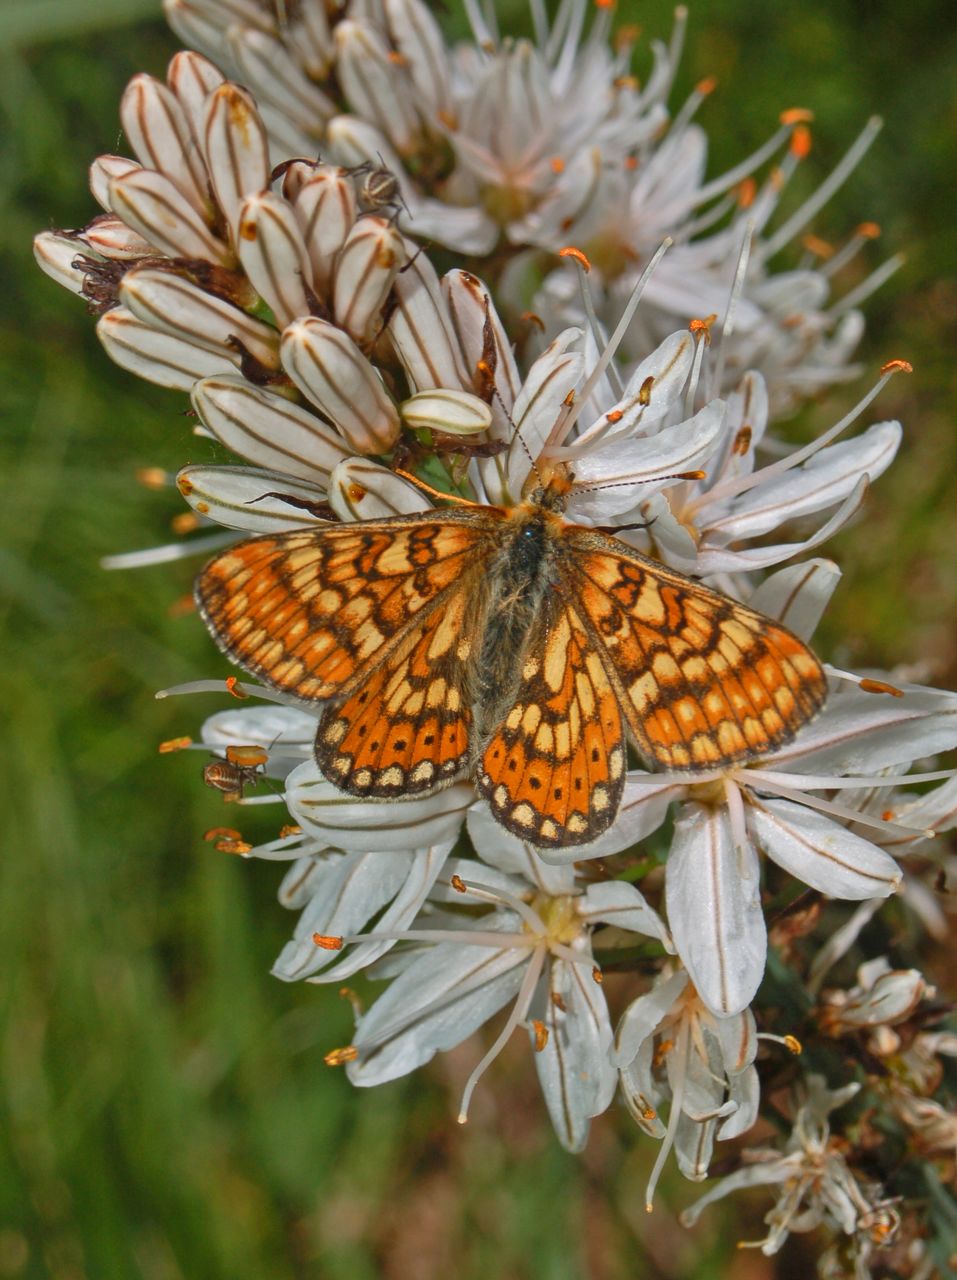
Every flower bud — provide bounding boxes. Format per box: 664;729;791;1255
332;217;406;345
400;389;492;435
203;82;271;245
281;317;400;453
109;168;231;264
236;191;314;328
120;73;208;215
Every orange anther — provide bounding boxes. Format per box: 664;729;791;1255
324;1046;359;1066
171;512;200;535
137;467;167;489
802;233;834;259
613;75;639;91
450;874;467;893
204;826;242;842
387;50;408;66
624;154;638;171
225;676;249;699
313;934;344;950
158;736;192;753
216;838;252;855
532;1020;549;1051
689;313;718;343
195;501;210;515
592;965;603;985
880;359;913;375
881;810;895;822
732;425;753;456
695;76;717;96
736;176;756;209
562;389;576;407
279;824;302;838
783;1035;802;1055
559;245;591;272
642;1106;657;1121
790;125;812;159
857;221;881;239
176;475;194;496
780;107;814;125
605;409;624;423
859;678;904;697
638;376;654;405
549;156;565;174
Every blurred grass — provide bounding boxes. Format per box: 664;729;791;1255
1;3;955;1278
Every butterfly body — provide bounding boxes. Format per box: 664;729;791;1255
196;475;826;848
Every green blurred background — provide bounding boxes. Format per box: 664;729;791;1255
2;2;956;1276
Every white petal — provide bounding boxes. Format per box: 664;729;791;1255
666;803;766;1017
192;375;351;483
613;970;689;1067
97;307;236;389
177;464;329;532
577;880;671;946
539;775;682;865
286;762;473;851
503;329;583;500
327;458;432;521
387;246;469;393
748;798;901;899
109;168;229;263
465;806;575;895
747;558;841;641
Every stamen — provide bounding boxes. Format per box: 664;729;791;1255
757;1032;803;1054
447;876;545;933
827;668;905;696
458;946;547;1123
158;736;193;753
561;246;625;399
745;778;934;842
101;530;236;569
760;116;883;260
324;1046;358;1066
645;1022;690;1211
831;253;906;314
821;221;881;278
547;238;673;449
156;677;293;705
710;219;755;400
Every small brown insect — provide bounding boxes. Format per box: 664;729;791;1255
348;159;409;224
203;743;269;803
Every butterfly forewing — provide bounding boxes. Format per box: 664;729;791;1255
565;530;827;770
196;518;493;701
478;594;626;847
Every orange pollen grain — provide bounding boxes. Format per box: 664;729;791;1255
387;50;408;65
783;1035;802;1055
613;75;639;91
857;221;881;239
624;154;639;171
450;874;467;893
204;826;242;842
225;676;249;699
532;1020;549;1051
689;313;718;342
881;810;896;822
313;933;345;950
137;467;167;489
859;677;904;697
226;744;268;766
177;476;194;496
790;125;812;158
549;156;565;174
780;107;814;125
195;500;210;515
881;358;913;375
562;389;576;407
652;1038;674;1067
476;359;493;378
559;245;591;272
279;824;302;838
324;1046;358;1066
695;76;717;96
592;966;603;985
605;409;624;423
158;736;192;753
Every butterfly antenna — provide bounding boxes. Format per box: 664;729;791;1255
546;236;673;451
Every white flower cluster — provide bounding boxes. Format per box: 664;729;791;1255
33;1;957;1269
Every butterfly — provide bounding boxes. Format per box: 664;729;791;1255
195;465;827;848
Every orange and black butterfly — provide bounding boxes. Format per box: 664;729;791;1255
195;466;826;848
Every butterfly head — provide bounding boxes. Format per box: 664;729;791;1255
521;458;574;512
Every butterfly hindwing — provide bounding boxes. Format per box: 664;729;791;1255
564;530;827;770
315;573;482;796
477;590;626;848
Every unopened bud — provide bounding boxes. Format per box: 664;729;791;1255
400;389;492;436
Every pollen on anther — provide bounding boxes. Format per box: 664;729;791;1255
450;873;467;894
783;1034;802;1055
859;677;904;697
324;1046;358;1066
780;107;814;125
204;826;241;842
559;245;591;272
695;76;717;96
225;676;249;699
592;966;603;985
159;736;192;753
880;359;913;375
532;1020;549;1051
790;125;812;158
313;933;344;950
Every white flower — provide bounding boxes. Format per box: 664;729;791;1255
681;1074;900;1257
317;855;669;1151
613;966;762;1209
